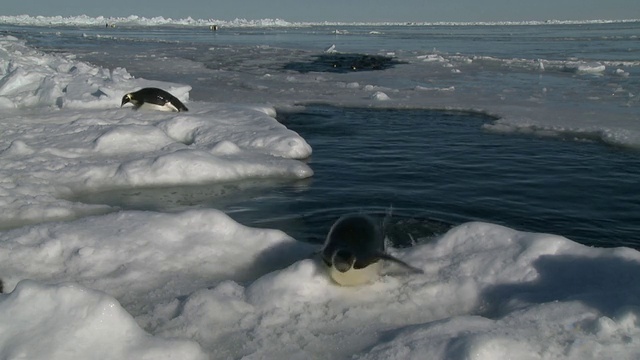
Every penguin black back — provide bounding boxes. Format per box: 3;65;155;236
322;214;424;278
121;87;188;112
321;214;385;270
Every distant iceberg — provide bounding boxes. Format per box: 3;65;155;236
0;14;638;28
0;14;294;28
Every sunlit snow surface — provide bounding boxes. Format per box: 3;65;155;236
0;35;311;229
0;19;639;360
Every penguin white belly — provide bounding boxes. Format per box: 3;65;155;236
137;102;179;112
329;262;381;286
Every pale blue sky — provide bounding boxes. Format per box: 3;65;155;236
3;0;639;22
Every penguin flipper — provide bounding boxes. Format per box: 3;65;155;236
165;94;188;112
378;252;424;274
173;99;189;112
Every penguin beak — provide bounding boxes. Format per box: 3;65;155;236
121;94;131;107
332;250;355;273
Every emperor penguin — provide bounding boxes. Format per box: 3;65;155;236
321;214;423;286
121;87;188;112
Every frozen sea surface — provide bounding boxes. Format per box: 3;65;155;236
0;18;639;359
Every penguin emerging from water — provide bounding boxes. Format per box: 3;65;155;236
321;214;423;286
121;87;188;112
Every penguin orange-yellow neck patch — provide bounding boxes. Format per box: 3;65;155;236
329;262;381;286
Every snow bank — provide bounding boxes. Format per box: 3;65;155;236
151;222;640;359
483;115;640;150
563;61;607;74
2;220;639;359
0;35;188;109
0;209;315;316
0;35;312;228
0;280;207;360
0;14;294;28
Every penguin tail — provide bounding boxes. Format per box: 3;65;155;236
378;252;424;274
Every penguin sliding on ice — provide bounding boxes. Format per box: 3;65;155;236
321;214;423;286
121;87;188;112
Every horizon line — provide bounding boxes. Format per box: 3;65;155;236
1;14;639;27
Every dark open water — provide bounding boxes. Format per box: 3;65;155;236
236;105;640;248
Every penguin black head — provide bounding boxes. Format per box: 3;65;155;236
121;87;188;112
121;93;135;107
321;215;385;260
332;249;356;273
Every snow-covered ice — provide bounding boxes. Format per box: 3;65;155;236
0;35;312;228
0;280;208;360
2;216;640;359
0;23;639;360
